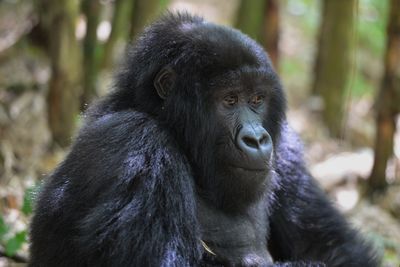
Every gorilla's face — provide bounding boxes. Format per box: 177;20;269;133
205;68;278;210
152;23;285;211
212;70;273;179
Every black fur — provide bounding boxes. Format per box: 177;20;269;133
29;13;379;267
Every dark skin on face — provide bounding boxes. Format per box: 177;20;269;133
213;71;273;173
155;66;275;266
155;66;273;177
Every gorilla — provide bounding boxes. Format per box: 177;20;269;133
29;13;379;267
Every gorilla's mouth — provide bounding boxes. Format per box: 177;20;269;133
228;164;268;173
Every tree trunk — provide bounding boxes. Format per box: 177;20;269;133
262;0;280;69
368;0;400;193
43;0;82;147
235;0;267;42
235;0;280;69
81;0;101;109
129;0;167;39
312;0;356;138
102;0;134;70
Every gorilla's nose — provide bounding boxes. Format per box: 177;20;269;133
237;125;272;164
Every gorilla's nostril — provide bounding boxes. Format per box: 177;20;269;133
236;124;272;162
243;136;259;149
259;134;269;145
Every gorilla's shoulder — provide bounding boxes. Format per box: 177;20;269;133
48;110;190;195
59;111;183;177
76;111;173;149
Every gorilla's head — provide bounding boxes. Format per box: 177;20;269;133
102;13;286;211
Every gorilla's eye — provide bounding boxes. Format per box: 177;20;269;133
250;95;265;106
223;95;238;106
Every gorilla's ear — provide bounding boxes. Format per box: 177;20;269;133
154;67;176;99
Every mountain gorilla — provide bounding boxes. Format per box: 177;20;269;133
29;13;378;267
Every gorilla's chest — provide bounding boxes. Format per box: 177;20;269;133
197;198;272;265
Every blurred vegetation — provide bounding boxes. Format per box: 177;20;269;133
313;0;357;138
354;0;389;97
369;0;400;194
280;0;389;99
0;185;38;262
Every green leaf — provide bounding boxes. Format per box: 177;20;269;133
5;231;27;256
21;189;33;215
21;184;41;215
0;215;9;241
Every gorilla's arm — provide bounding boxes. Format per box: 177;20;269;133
29;111;200;267
268;124;379;267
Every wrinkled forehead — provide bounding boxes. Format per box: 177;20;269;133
208;66;276;91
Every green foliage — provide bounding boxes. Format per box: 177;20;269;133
352;70;375;97
0;184;40;256
0;214;27;257
366;231;400;266
352;0;389;96
358;0;389;56
22;184;40;216
4;231;27;257
0;216;9;240
282;0;388;98
159;0;169;9
286;0;321;37
281;58;304;77
352;0;388;96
